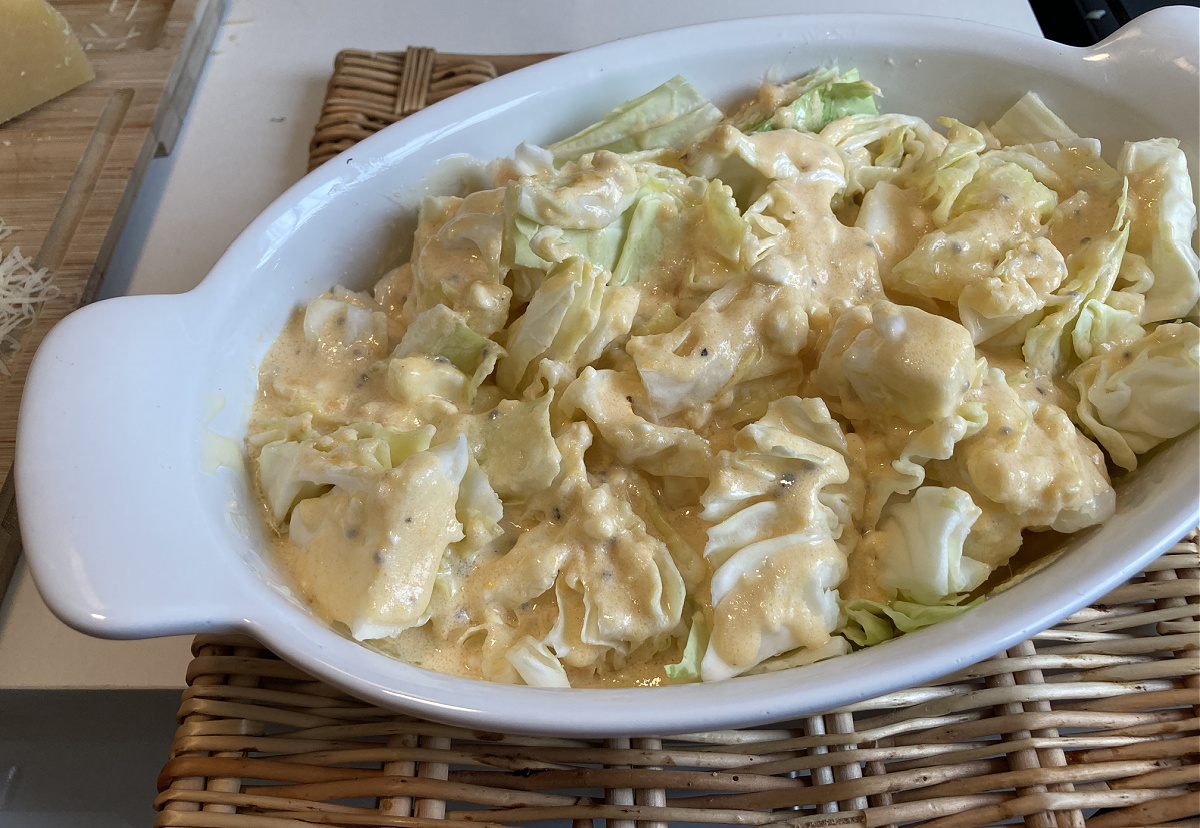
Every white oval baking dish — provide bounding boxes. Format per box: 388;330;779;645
17;8;1199;736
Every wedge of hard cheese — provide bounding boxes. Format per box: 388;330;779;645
0;0;95;124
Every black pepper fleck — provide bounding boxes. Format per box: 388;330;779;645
998;425;1014;435
346;528;359;539
488;409;499;420
700;347;709;357
405;516;413;524
950;241;964;254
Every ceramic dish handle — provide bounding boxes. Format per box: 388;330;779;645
16;294;248;638
1102;6;1200;73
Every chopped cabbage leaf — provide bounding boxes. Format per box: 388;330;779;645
684;124;846;211
561;367;712;478
287;436;468;641
488;142;556;187
726;66;879;135
498;255;629;394
303;294;388;360
815;301;988;523
743;636;849;676
452;391;561;499
246;412;319;453
607;467;709;592
472;424;686;674
502;207;630;275
954;158;1057;223
456;457;504;552
873;485;988;605
816;301;980;427
745;176;884;324
1118;138;1200;322
393;305;505;397
915;119;986;226
1071;297;1147;362
548;75;723;165
255;421;434;523
700;396;852;531
943;367;1115;531
605;191;675;284
701;528;846;681
889;161;1056;307
611;178;749;292
627;278;808;418
988;92;1078;147
821;113;947;201
990;138;1120;203
509;150;641;231
841;594;982;647
756;69;878;134
1023;218;1129;376
1071;322;1200;471
959;237;1068;344
697;397;854;679
386;355;469;417
404;189;512;337
665;610;710;683
855;180;934;283
502;157;748;305
506;636;572;688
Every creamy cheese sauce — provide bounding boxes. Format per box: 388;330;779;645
247;72;1199;688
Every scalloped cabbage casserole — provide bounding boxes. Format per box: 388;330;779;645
246;69;1200;688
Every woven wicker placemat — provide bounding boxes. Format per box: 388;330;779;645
154;50;1200;827
308;47;559;171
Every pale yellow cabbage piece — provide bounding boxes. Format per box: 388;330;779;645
286;437;469;642
698;397;856;680
1071;322;1200;471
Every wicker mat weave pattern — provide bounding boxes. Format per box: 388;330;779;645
156;535;1198;827
307;47;558;171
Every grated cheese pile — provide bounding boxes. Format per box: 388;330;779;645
0;219;59;375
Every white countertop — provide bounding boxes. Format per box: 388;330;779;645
0;0;1041;689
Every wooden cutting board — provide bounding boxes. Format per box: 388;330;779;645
0;0;224;599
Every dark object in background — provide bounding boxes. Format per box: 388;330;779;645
1031;0;1200;45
